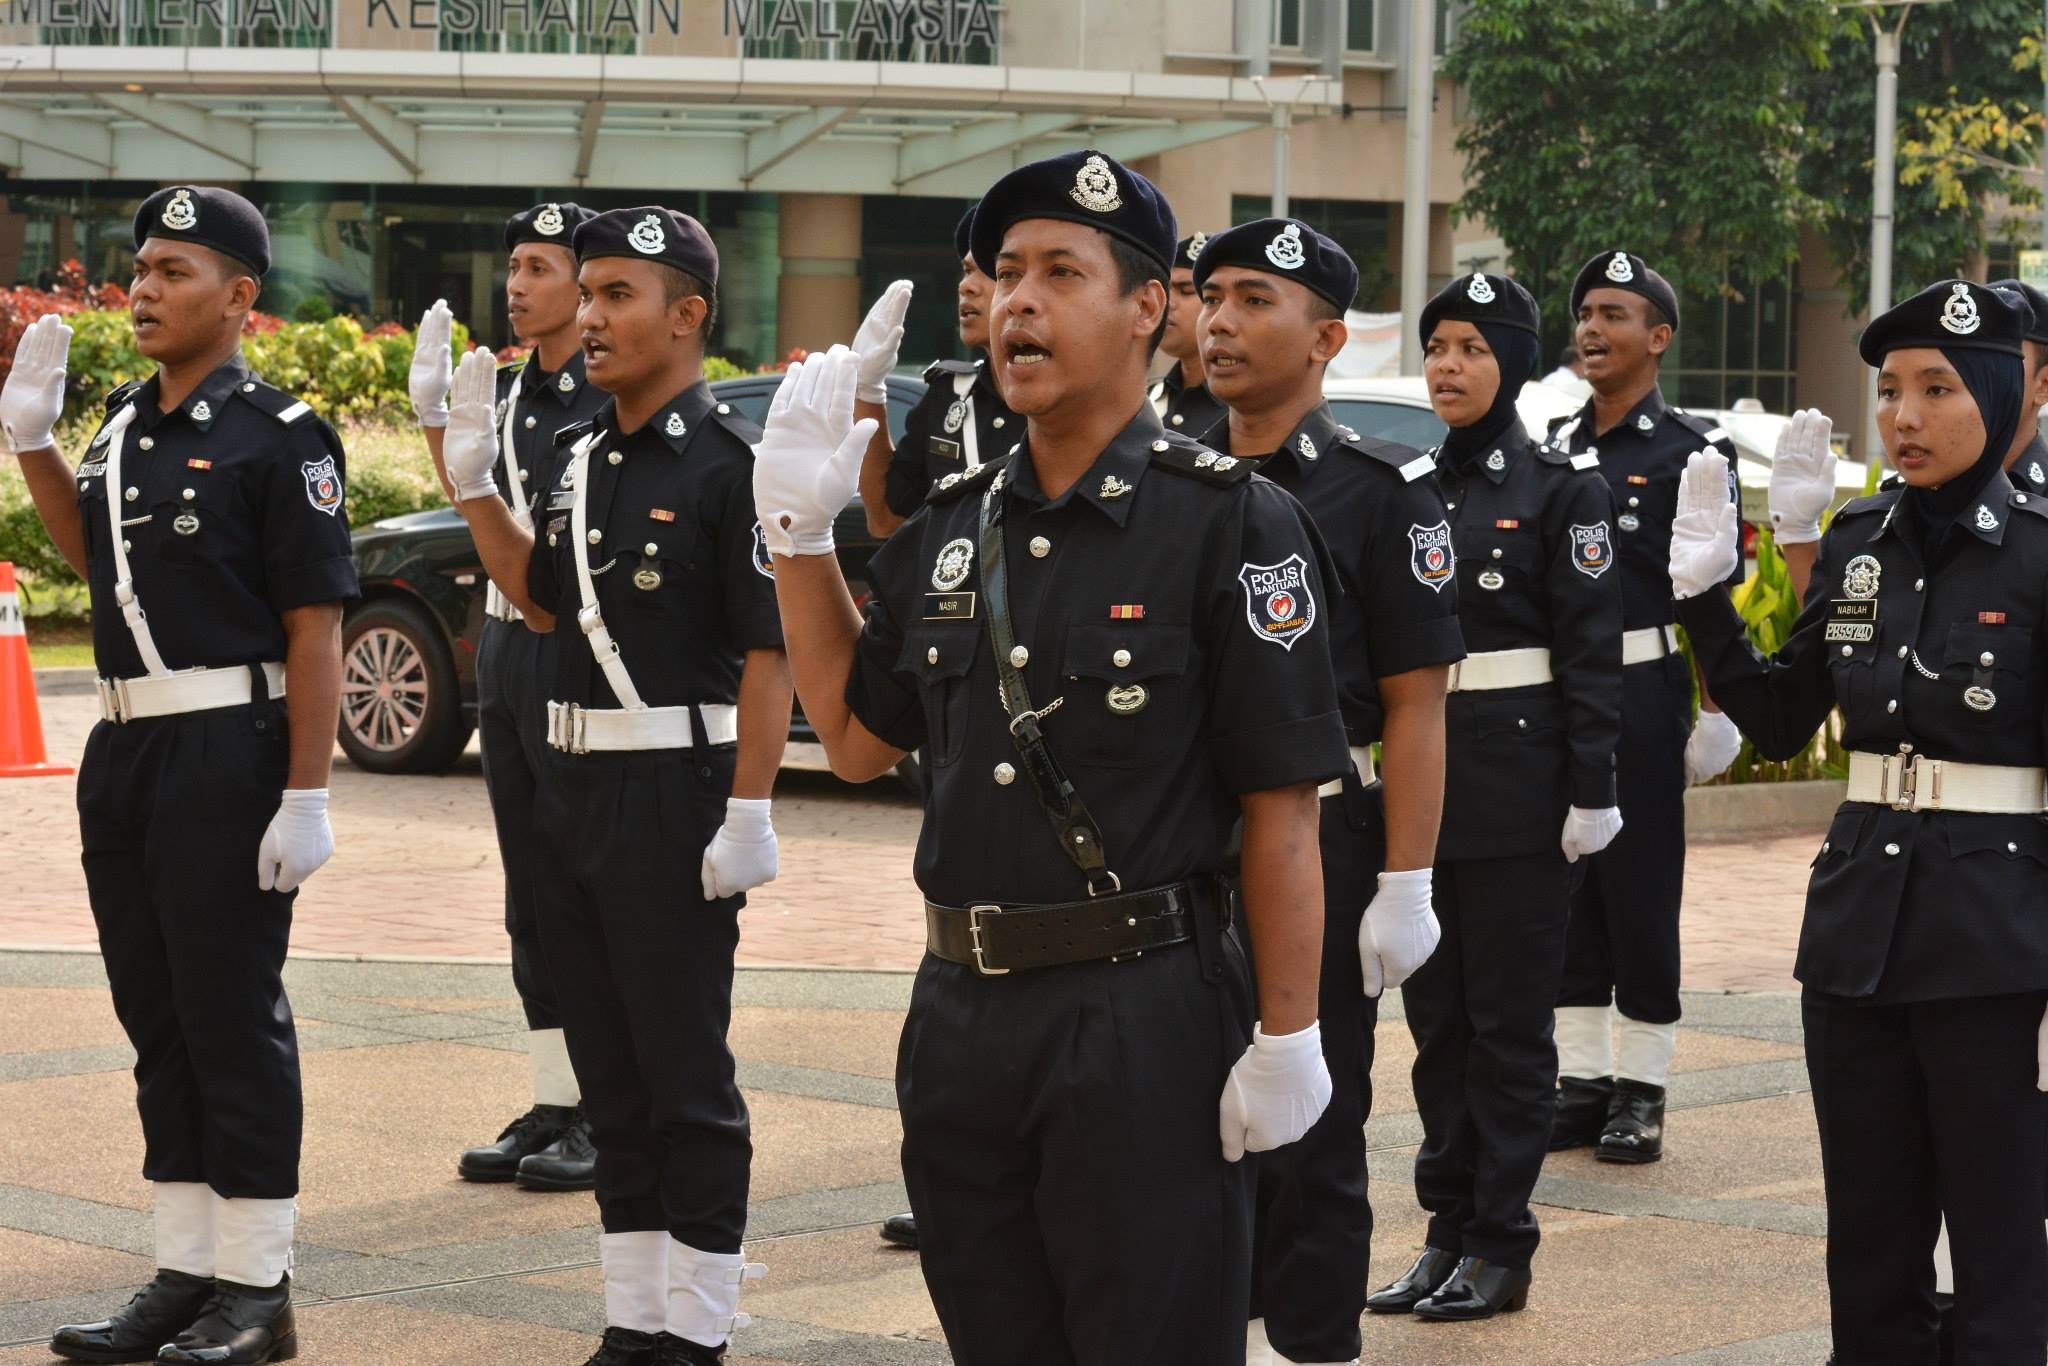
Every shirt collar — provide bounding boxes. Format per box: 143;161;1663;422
1573;386;1668;442
1216;401;1341;481
1005;405;1161;526
135;354;249;433
520;348;590;407
597;379;717;454
1448;418;1530;484
1867;472;2016;547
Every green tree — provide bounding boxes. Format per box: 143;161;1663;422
1445;0;1836;337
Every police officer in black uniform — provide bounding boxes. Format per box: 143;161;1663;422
1669;279;2048;1366
1368;271;1624;1321
1190;217;1461;1365
859;203;1019;539
4;186;356;1365
758;149;1347;1366
1152;231;1227;436
412;201;609;1193
1546;250;1743;1163
1990;279;2048;498
441;206;787;1366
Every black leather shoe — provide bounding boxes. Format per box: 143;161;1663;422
1365;1245;1461;1314
1597;1079;1665;1164
878;1213;918;1249
1411;1256;1531;1321
579;1327;664;1366
1548;1075;1616;1151
516;1109;597;1191
51;1270;216;1363
460;1103;577;1182
653;1335;725;1365
155;1276;294;1363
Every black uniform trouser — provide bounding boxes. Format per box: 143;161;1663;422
476;616;562;1033
898;883;1254;1366
530;740;750;1252
1405;848;1573;1268
1250;781;1383;1362
1803;988;2048;1366
1559;652;1688;1026
78;692;302;1199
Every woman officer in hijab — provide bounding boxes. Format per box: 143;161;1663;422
1669;279;2048;1363
1366;273;1624;1320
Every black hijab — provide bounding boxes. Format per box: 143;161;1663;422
1419;272;1543;467
1892;346;2022;567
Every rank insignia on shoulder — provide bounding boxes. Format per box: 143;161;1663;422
1570;452;1601;471
1397;453;1435;482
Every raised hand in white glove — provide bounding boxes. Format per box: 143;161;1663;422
1768;408;1836;545
2038;1004;2048;1091
442;348;500;502
1669;450;1740;600
1685;708;1744;786
1;313;72;454
852;279;913;404
1360;867;1440;998
258;788;333;893
1220;1022;1333;1162
753;345;877;558
701;796;778;900
1561;805;1623;863
410;298;455;427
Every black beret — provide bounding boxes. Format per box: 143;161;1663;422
1190;217;1358;313
572;206;718;288
1858;279;2027;365
1419;271;1540;345
1570;250;1679;331
969;148;1176;276
506;201;595;253
1991;277;2048;345
134;185;269;278
1174;232;1211;271
953;203;977;265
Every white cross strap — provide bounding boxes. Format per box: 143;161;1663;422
98;403;172;678
566;432;646;711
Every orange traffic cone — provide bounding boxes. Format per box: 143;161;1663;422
0;561;75;777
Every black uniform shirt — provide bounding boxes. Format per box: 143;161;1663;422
848;407;1350;907
493;348;607;523
883;357;1018;517
74;355;359;679
527;381;781;710
1150;365;1227;440
1679;473;2048;1004
1208;401;1465;746
1548;387;1740;629
2011;431;2048;497
1434;420;1624;858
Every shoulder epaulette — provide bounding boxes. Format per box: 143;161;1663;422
1568;450;1601;470
236;377;314;425
1148;434;1254;485
1835;488;1898;519
922;357;979;380
553;418;597;448
1335;432;1434;483
707;397;764;445
1534;442;1572;467
2012;487;2048;521
103;379;142;411
1668;409;1733;448
926;453;1012;503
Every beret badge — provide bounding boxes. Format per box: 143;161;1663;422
628;214;667;255
1604;251;1634;284
1940;282;1982;336
161;189;198;232
1069;154;1123;214
534;203;565;237
1265;223;1306;271
1466;273;1496;304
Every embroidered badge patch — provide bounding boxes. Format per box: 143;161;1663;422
1239;554;1317;650
1407;520;1455;593
751;521;775;579
1569;521;1614;578
301;456;343;516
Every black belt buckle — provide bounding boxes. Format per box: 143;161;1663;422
967;904;1008;976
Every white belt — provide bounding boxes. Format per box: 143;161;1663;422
96;661;286;723
1317;746;1378;799
546;701;739;754
1623;624;1681;667
1446;647;1552;693
1845;750;2048;814
484;582;523;623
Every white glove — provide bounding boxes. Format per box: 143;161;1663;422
1685;708;1744;786
258;788;334;893
2037;1004;2047;1091
752;345;877;557
410;298;455;427
1768;408;1836;544
442;348;500;502
1360;867;1440;998
1;313;71;454
852;279;913;404
1561;805;1623;863
1220;1022;1333;1162
701;797;778;900
1668;450;1740;599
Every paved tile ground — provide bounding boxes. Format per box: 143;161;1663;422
2;690;1813;987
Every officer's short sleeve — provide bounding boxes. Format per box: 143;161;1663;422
884;393;939;517
1361;471;1466;676
262;419;360;611
843;520;928;750
717;457;785;652
1202;479;1350;793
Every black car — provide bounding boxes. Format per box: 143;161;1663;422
339;372;922;775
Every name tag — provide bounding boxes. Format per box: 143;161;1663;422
547;491;574;511
923;591;976;621
1824;598;1876;642
927;436;962;461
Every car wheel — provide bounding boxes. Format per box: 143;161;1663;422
338;597;474;774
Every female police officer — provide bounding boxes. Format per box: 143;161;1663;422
1669;279;2048;1364
1367;271;1623;1321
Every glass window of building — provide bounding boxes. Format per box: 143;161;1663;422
1664;270;1798;414
861;195;974;371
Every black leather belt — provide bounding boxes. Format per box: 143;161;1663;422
925;881;1215;976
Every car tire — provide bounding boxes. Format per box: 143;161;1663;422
338;596;473;775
